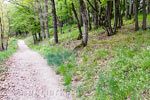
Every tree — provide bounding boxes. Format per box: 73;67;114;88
0;17;4;50
106;1;114;36
134;0;139;31
114;0;119;32
4;0;149;47
71;3;82;40
93;0;98;29
79;0;88;46
36;0;45;39
44;0;49;39
86;0;92;30
51;0;58;44
142;0;146;30
0;1;4;51
147;0;150;14
125;0;129;19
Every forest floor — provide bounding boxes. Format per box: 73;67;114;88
25;18;150;99
0;40;72;100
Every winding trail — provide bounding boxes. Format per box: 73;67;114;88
0;40;72;100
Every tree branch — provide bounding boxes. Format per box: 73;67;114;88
86;0;98;12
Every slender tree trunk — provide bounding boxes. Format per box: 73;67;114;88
6;14;11;50
106;1;114;36
36;0;45;40
0;17;4;50
86;0;92;30
79;0;88;47
44;0;49;39
118;0;123;27
114;0;119;32
135;0;139;31
8;17;11;37
147;0;150;14
98;0;103;26
71;3;83;40
129;0;133;19
142;0;146;30
79;7;83;26
125;0;129;19
51;0;58;44
93;0;98;29
122;0;126;17
38;32;42;41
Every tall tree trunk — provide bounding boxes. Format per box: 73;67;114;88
93;0;98;29
0;17;4;50
118;0;123;27
125;0;129;19
36;0;45;39
142;0;146;30
51;0;58;44
71;3;83;40
147;0;150;14
114;0;119;32
106;1;114;36
79;7;83;26
6;13;11;50
79;0;88;47
7;16;11;37
129;0;133;19
38;32;42;41
98;1;102;26
122;0;126;17
86;0;92;30
44;0;49;39
135;0;139;31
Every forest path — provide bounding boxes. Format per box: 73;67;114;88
0;40;71;100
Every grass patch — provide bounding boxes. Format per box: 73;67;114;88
0;38;18;72
95;49;110;60
25;14;150;99
46;51;72;66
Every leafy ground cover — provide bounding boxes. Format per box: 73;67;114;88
26;15;150;99
0;38;18;74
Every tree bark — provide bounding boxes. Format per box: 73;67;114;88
93;0;98;29
147;0;150;14
114;0;119;32
142;0;146;30
36;0;45;39
86;0;92;30
44;0;50;39
118;0;122;27
125;0;129;19
79;7;83;26
135;0;139;31
51;0;58;44
0;17;4;50
129;0;133;18
122;0;126;16
71;3;83;40
79;0;88;47
106;1;114;36
6;14;11;50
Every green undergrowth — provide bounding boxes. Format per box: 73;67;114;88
26;25;82;91
0;38;18;72
26;16;150;99
77;30;150;100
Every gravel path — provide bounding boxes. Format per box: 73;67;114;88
0;40;72;100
